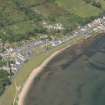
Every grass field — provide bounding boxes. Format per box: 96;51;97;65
56;0;102;17
0;0;105;41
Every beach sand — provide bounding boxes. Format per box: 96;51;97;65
18;47;67;105
18;35;99;105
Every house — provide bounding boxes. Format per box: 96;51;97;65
50;40;62;47
87;23;92;28
15;60;21;65
45;23;64;31
17;54;25;62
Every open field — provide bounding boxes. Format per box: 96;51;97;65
0;0;105;42
56;0;102;17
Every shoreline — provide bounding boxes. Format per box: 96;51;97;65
18;34;101;105
18;45;70;105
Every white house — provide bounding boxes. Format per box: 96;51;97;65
50;40;62;47
45;23;64;31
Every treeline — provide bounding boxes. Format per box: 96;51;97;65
13;0;43;21
83;0;102;8
0;27;46;43
0;70;11;95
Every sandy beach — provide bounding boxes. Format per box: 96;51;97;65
17;33;103;105
18;47;68;105
18;35;89;105
18;35;99;105
22;35;105;105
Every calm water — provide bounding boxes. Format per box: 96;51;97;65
24;35;105;105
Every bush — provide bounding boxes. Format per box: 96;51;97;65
0;70;11;96
92;1;102;8
83;0;102;8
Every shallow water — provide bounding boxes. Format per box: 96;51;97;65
24;35;105;105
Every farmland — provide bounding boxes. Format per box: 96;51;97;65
0;0;105;43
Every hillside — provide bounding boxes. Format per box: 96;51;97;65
56;0;104;17
0;0;105;42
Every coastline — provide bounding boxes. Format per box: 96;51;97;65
0;35;84;105
19;34;105;105
18;46;69;105
18;34;102;105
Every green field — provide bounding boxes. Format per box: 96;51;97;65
56;0;101;17
0;0;105;43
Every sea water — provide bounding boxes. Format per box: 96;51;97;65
24;35;105;105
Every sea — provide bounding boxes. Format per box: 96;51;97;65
24;35;105;105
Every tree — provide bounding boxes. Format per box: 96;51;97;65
0;60;6;67
83;0;102;8
40;35;49;50
92;1;102;8
0;70;11;95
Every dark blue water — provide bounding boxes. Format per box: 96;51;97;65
24;35;105;105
